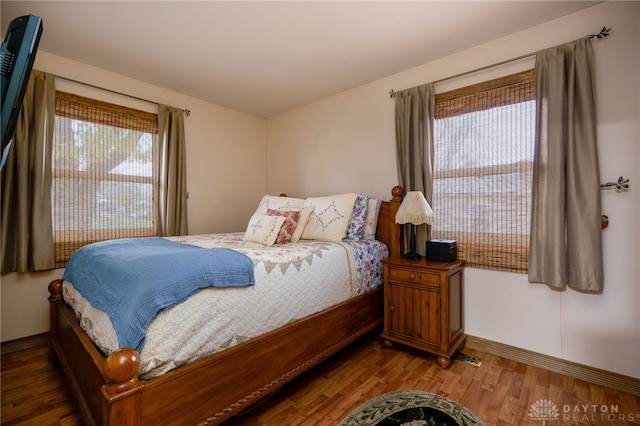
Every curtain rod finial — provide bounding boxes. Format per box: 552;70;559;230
588;26;611;40
600;176;630;191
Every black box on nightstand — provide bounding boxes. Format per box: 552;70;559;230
426;239;457;262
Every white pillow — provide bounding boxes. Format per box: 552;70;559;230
363;198;382;240
301;193;358;242
290;205;316;243
244;214;286;246
254;195;305;215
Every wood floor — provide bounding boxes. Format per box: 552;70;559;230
2;334;639;425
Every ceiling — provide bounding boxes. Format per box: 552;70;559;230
2;1;600;118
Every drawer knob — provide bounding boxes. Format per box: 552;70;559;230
390;305;396;312
410;273;416;280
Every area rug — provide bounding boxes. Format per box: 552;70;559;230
339;390;487;426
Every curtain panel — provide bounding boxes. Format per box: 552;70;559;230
156;105;188;237
529;38;604;292
394;83;435;251
1;70;56;273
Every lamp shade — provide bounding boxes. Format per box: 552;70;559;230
395;191;435;225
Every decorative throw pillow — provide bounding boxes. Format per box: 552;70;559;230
253;195;305;215
290;205;315;243
346;193;369;240
363;198;382;240
301;193;358;242
267;208;301;245
244;214;286;246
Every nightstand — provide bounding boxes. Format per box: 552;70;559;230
380;257;465;368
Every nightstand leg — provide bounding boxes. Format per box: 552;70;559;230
436;355;451;369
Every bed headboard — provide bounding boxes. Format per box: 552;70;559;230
375;186;404;259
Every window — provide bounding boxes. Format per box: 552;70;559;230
52;91;159;267
431;70;535;273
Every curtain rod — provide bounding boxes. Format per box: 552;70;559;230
52;73;191;116
389;26;611;98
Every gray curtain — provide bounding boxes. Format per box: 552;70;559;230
156;105;188;237
394;83;435;250
529;38;604;292
1;70;55;273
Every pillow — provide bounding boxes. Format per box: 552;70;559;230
290;205;315;243
244;214;286;246
346;193;369;240
363;198;382;240
301;193;358;242
267;208;301;245
254;195;305;215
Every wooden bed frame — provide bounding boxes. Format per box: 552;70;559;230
48;186;405;426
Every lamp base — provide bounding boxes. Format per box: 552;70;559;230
404;251;422;260
404;223;422;260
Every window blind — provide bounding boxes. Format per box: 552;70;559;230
432;70;535;272
53;91;159;267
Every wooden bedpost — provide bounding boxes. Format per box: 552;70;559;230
374;186;404;258
101;349;143;426
47;279;64;364
388;186;404;259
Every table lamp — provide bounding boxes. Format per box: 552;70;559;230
395;191;434;260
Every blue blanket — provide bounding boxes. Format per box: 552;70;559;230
63;237;255;352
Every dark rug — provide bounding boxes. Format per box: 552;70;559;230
339;390;487;426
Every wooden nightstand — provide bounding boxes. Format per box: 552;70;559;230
380;257;465;368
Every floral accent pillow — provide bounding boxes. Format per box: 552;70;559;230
267;208;301;245
244;214;286;246
346;193;369;240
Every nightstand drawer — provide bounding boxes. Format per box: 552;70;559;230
388;268;440;286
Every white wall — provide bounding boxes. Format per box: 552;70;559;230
1;52;267;341
265;2;640;378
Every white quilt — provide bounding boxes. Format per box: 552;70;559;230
62;233;385;379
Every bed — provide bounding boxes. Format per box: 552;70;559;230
47;185;405;426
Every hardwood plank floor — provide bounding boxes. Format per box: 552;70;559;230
2;335;639;425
